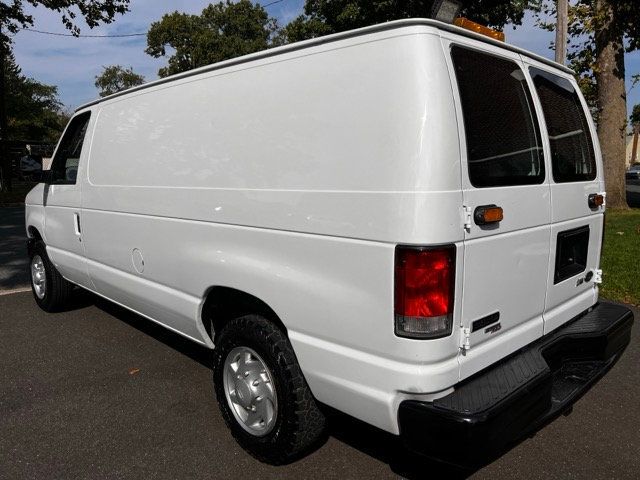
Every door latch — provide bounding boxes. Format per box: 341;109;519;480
459;327;471;353
593;269;603;284
463;205;472;233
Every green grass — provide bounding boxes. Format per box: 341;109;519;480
600;209;640;306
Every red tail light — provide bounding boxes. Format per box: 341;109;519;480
394;246;456;339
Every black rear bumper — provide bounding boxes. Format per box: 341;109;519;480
398;302;634;467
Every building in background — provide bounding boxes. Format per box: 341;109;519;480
627;129;639;167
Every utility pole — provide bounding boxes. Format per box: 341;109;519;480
0;24;9;192
555;0;568;64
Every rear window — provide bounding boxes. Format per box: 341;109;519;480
530;68;596;183
451;46;544;188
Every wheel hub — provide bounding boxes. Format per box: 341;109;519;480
30;255;46;300
223;346;277;436
234;378;252;408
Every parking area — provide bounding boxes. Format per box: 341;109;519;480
0;207;29;291
1;208;639;479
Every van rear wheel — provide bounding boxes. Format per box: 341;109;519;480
212;314;326;464
29;241;73;312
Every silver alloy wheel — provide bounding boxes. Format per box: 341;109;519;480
223;346;278;436
30;255;46;300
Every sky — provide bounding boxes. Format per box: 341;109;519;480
9;0;640;115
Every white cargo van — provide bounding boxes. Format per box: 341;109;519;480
25;19;633;466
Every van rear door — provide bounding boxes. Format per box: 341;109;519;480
525;63;604;334
445;42;551;377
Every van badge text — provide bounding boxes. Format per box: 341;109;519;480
485;323;502;335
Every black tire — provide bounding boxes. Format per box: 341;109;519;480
212;314;326;464
29;240;73;312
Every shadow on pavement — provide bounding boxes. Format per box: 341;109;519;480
91;293;213;369
326;411;474;479
78;289;475;478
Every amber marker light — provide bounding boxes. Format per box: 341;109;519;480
588;193;605;209
474;205;504;226
454;17;506;42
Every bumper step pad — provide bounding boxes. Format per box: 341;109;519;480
398;302;634;467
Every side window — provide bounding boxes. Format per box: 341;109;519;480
50;112;91;185
451;46;545;188
530;68;597;183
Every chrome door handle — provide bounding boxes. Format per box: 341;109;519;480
73;212;81;236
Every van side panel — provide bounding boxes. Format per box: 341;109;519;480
84;30;462;245
79;30;463;434
79;211;463;434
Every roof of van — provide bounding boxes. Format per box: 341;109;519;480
76;18;573;112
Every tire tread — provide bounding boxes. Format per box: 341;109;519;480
31;241;73;312
213;314;326;464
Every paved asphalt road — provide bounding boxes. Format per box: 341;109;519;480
1;206;639;479
0;292;638;480
0;207;29;291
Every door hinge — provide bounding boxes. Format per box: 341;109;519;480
459;326;471;353
463;205;472;233
593;269;603;284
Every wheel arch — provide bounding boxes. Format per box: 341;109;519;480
200;286;288;344
27;225;43;240
27;226;43;256
25;202;46;252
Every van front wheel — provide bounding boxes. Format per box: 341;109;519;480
212;315;326;464
29;241;73;312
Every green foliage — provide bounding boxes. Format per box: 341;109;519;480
4;51;65;142
536;1;640;115
95;65;145;97
0;1;131;135
535;2;595;109
0;0;130;39
146;0;279;78
631;104;640;127
1;1;131;192
284;0;539;42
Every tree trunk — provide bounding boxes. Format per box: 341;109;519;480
594;0;627;208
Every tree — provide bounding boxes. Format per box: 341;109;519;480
0;0;131;191
631;104;640;128
284;0;537;42
95;65;145;97
4;51;66;142
537;1;640;208
146;0;280;78
0;0;130;36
